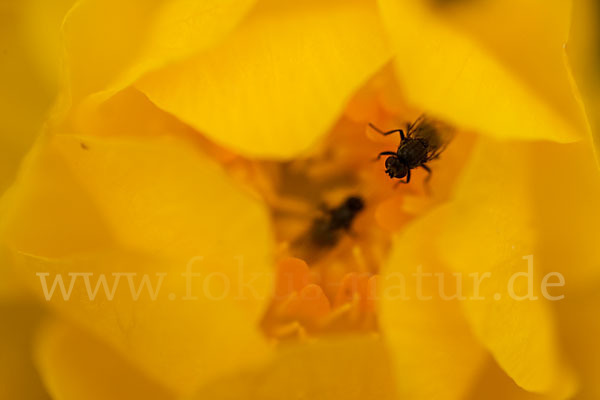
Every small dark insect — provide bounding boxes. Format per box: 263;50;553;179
309;196;364;247
370;115;452;185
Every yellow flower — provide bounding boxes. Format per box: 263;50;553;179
1;0;600;399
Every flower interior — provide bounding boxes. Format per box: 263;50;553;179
215;66;476;342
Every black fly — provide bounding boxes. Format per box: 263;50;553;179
309;196;364;247
370;115;452;185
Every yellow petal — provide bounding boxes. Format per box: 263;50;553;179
380;208;487;400
73;87;200;141
35;318;175;400
1;133;274;395
567;0;600;166
529;141;600;398
18;0;77;88
438;138;576;396
378;0;588;142
63;0;256;102
0;0;72;193
467;358;553;400
137;0;392;159
558;288;600;399
0;247;30;300
0;302;50;399
528;140;600;290
192;335;397;400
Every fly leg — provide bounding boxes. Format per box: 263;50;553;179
421;164;432;183
394;170;411;188
375;151;398;161
368;123;405;141
420;164;432;195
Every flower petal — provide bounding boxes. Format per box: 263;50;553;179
467;358;554;400
137;0;392;158
528;140;600;290
0;302;50;399
192;335;397;400
1;133;274;395
63;0;256;102
377;0;588;142
567;0;600;165
438;138;576;396
530;141;600;397
558;289;600;399
35;318;175;400
0;247;29;300
380;207;487;400
0;0;72;192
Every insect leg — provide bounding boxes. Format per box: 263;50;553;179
420;165;433;195
393;170;411;188
375;151;398;161
421;164;432;182
368;123;405;140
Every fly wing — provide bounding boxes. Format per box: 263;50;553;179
409;116;455;160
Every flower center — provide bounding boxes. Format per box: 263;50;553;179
225;66;474;342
